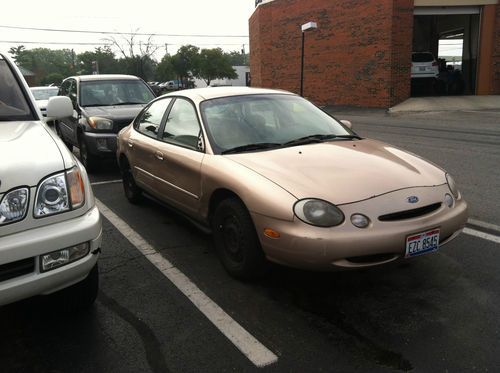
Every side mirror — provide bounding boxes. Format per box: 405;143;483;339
46;96;73;120
340;119;353;129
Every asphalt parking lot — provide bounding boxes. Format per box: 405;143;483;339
1;108;499;372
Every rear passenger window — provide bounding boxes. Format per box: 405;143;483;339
162;98;201;150
135;98;172;138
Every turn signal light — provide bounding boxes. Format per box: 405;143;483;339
264;228;280;239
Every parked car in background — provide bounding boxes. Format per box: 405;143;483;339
30;86;59;118
55;74;155;172
411;52;439;79
0;53;101;309
116;87;467;279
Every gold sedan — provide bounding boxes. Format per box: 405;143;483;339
116;87;468;279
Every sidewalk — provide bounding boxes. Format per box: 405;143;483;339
389;95;500;113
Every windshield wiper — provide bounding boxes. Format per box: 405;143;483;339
284;133;361;147
221;142;282;155
283;134;338;147
112;102;145;106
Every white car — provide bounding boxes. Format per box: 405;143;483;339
0;53;101;309
30;86;59;118
411;52;439;79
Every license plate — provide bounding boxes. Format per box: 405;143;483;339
405;228;440;258
419;67;426;71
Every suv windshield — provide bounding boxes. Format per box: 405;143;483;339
80;79;155;107
200;94;354;154
0;59;34;121
31;87;59;100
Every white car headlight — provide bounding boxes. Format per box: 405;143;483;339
294;198;344;227
0;188;29;225
445;173;460;199
34;167;85;217
88;116;113;130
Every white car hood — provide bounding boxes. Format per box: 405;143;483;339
0;121;65;193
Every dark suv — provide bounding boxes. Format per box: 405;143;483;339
56;75;155;171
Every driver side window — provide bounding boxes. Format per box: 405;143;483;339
161;99;201;150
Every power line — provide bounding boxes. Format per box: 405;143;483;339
0;25;249;38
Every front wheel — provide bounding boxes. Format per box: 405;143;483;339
212;198;268;280
79;136;98;172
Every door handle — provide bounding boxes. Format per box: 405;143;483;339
127;140;134;148
155;151;164;161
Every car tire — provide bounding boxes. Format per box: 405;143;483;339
79;136;98;172
55;121;73;152
212;198;269;280
49;264;99;312
121;159;143;204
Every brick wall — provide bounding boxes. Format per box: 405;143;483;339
493;4;500;94
250;0;415;108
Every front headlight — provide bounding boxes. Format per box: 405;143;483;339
445;173;460;199
0;188;29;225
88;116;113;130
294;198;344;227
34;167;85;218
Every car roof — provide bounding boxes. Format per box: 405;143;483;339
66;74;142;82
162;86;295;102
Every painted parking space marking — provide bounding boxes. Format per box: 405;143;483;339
91;179;123;186
95;199;278;368
467;218;500;234
463;227;500;245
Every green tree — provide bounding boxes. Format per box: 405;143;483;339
156;54;176;81
41;73;64;86
77;47;118;75
226;50;249;66
197;48;237;86
8;47;76;85
171;45;200;84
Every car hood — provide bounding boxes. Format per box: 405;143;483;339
0;121;64;193
227;139;446;204
84;104;146;121
35;99;49;109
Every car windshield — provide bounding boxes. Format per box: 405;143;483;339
30;87;59;100
0;59;34;121
80;79;155;107
412;53;434;63
200;94;355;154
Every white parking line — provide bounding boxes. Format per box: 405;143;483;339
463;227;500;245
91;179;122;186
95;199;278;368
467;218;500;234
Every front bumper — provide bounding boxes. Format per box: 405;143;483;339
252;186;468;271
84;132;117;157
0;205;102;306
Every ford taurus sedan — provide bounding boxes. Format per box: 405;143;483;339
116;87;467;279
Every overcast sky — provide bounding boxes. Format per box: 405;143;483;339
0;0;256;58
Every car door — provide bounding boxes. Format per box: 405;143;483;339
154;97;205;215
128;97;173;197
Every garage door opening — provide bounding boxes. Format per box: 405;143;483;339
412;6;480;97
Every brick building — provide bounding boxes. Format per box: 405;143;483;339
249;0;500;108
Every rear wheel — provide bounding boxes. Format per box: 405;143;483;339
79;136;98;172
121;159;143;204
212;198;268;280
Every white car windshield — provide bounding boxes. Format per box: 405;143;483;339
200;94;354;154
31;87;59;101
0;59;34;121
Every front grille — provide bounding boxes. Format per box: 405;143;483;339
0;258;35;282
113;119;134;133
378;202;442;222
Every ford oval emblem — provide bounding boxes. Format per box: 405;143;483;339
407;196;419;204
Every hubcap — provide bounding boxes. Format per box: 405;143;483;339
222;215;244;262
